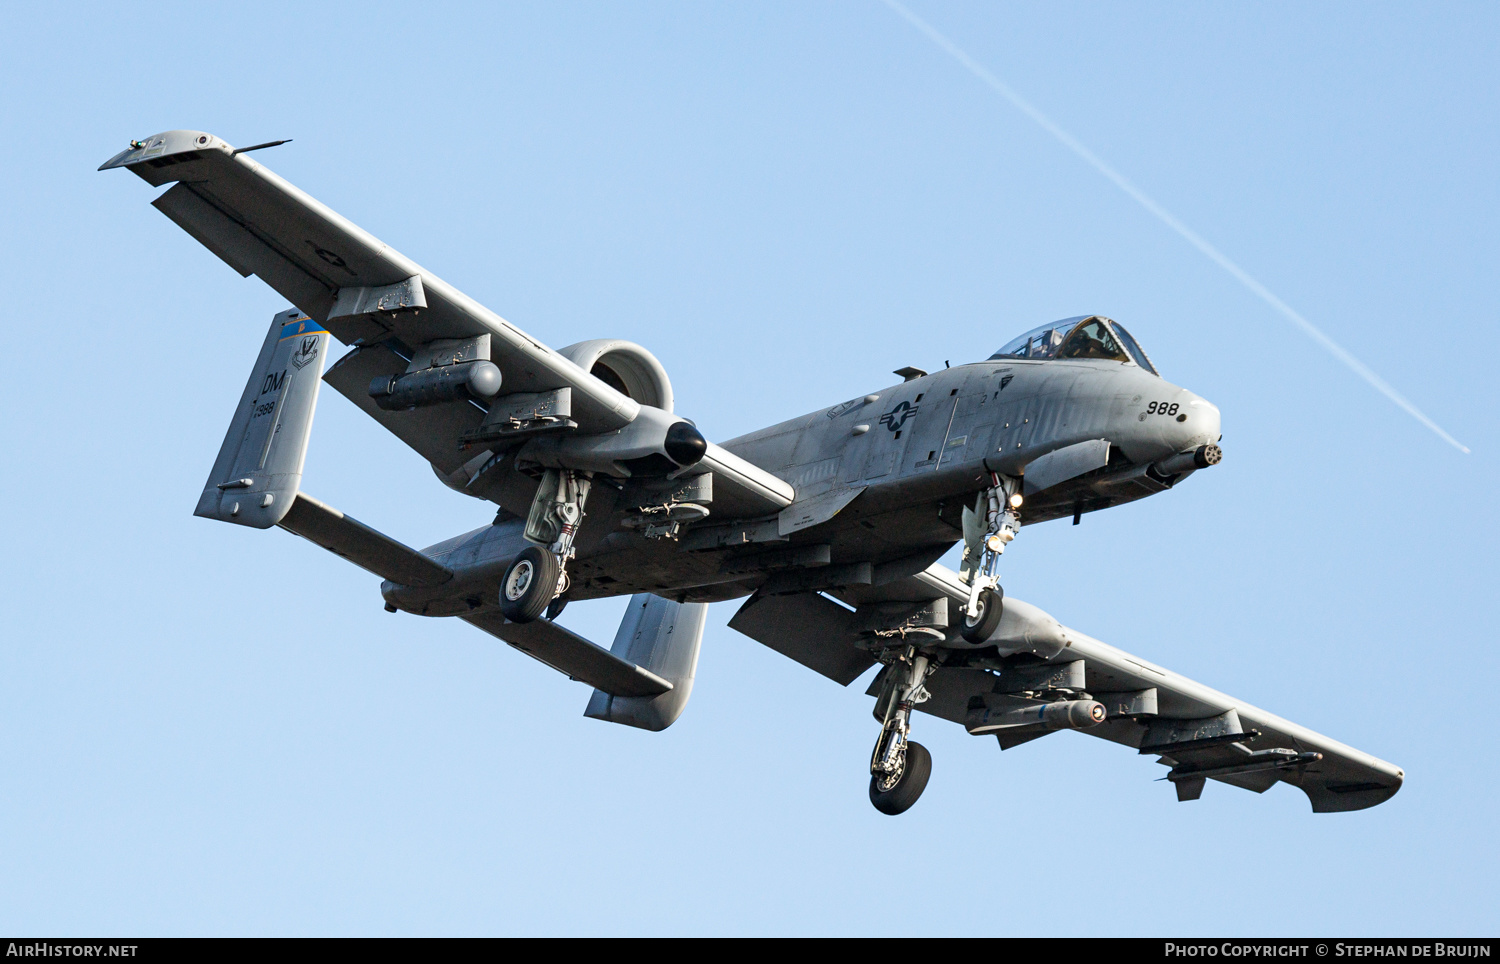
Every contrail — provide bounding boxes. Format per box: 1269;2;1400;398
881;0;1470;454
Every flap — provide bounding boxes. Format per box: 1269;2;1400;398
728;591;875;686
778;486;864;536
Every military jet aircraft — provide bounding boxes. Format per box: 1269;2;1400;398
101;130;1403;815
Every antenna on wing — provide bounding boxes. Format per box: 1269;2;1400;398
231;139;293;156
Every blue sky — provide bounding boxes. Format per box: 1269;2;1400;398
1;1;1495;936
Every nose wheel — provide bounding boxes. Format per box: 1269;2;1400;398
959;473;1021;643
961;586;1004;644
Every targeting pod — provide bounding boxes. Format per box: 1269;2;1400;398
965;699;1107;735
369;360;502;411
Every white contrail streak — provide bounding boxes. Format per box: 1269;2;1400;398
881;0;1470;454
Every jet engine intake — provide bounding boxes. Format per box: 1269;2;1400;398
368;361;502;411
558;339;674;413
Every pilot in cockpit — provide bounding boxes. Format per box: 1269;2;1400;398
992;315;1159;375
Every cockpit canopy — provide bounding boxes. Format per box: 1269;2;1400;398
991;315;1158;375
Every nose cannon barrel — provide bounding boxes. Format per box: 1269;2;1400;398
1154;443;1222;476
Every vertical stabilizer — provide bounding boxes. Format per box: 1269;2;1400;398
194;310;330;528
584;594;708;731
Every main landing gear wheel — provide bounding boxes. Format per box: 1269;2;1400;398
499;546;560;623
869;741;932;815
960;587;1004;643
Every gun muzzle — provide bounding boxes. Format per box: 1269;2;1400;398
1154;443;1222;476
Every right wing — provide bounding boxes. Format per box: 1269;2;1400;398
101;130;795;518
101;130;637;474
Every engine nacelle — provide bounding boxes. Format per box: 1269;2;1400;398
559;339;674;413
518;405;706;478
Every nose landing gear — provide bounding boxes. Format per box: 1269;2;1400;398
959;473;1021;644
869;647;937;815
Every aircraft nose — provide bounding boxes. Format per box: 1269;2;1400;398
1172;391;1221;450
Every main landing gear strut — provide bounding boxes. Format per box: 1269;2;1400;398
500;468;592;622
869;645;937;815
863;474;1024;814
958;472;1022;644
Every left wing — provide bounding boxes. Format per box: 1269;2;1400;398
733;564;1403;812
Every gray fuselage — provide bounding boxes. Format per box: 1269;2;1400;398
384;353;1220;617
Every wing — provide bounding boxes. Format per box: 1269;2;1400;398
730;562;1402;812
102;130;797;519
100;130;638;476
904;564;1403;812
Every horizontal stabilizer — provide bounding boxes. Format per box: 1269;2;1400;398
463;611;673;699
277;492;453;588
195;310;330;528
